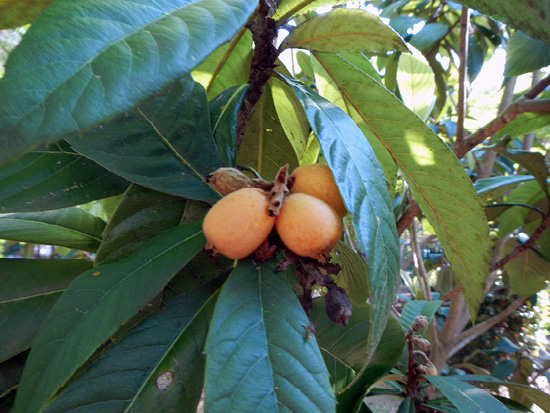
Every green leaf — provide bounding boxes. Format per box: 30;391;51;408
503;239;550;296
495;111;550;141
499;181;545;237
204;260;336;412
237;82;299;180
399;300;442;336
474;175;535;198
284;75;400;359
96;184;209;264
13;221;205;413
281;9;408;53
425;375;510;412
451;0;550;45
192;28;252;99
0;146;129;213
312;52;491;322
0;0;54;29
331;242;370;306
301;132;321;165
505;30;550;76
409;23;449;51
396;47;436;121
336;317;405;413
0;0;258;166
448;375;550;412
273;0;346;24
43;282;222;412
67;77;222;204
0;208;106;252
0;259;93;363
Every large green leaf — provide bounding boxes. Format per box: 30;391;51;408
13;221;205;413
409;23;449;51
425;375;510;412
0;0;54;29
237;82;299;180
503;239;550;296
331;241;370;306
0;145;129;213
499;181;546;237
43;282;221;412
0;259;93;363
192;28;252;99
312;52;491;321
0;208;106;252
452;0;550;45
399;300;442;336
0;0;258;166
284;75;400;359
495;111;550;141
505;30;550;76
204;260;336;412
96;184;209;264
281;9;408;53
474;175;535;199
67;77;222;204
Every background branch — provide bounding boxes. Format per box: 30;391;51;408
455;6;469;144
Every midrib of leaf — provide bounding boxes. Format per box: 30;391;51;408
320;348;352;371
0;289;65;305
205;27;247;94
3;218;103;243
124;290;220;412
137;108;210;187
8;1;212;132
315;56;470;277
289;32;399;48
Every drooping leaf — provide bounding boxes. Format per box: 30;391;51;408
96;184;209;264
0;208;106;252
67;77;222;204
399;300;442;336
331;241;370;306
0;145;129;213
0;0;258;166
281;9;408;53
204;260;336;412
237;82;299;180
505;30;550;76
13;221;205;413
396;47;436;121
0;0;54;29
284;75;400;359
312;52;491;322
0;259;93;363
503;239;550;297
43;282;222;413
192;28;252;98
451;0;550;45
425;375;510;412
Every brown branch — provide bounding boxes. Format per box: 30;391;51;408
439;286;461;302
397;202;421;236
455;6;469;144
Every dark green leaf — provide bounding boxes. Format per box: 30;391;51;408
0;0;54;29
0;208;106;252
14;221;205;413
0;147;129;213
284;75;400;358
281;9;408;53
312;52;491;322
389;15;424;39
43;282;221;413
409;23;449;51
204;260;335;412
193;28;252;99
0;0;258;165
237;82;299;180
425;375;510;412
503;239;550;296
451;0;550;45
96;184;209;264
491;359;516;380
505;31;550;76
0;259;93;363
474;175;535;198
68;77;222;203
331;242;370;306
399;300;442;336
397;397;415;413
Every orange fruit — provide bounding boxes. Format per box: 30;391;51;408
290;164;347;217
203;188;275;259
276;193;342;260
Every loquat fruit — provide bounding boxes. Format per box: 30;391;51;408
203;188;275;259
275;193;342;260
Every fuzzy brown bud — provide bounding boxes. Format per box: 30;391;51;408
325;286;352;327
411;315;429;331
207;167;252;195
412;336;431;352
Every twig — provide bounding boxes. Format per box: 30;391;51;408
455;6;469;144
411;219;432;301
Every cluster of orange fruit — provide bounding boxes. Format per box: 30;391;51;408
202;164;347;261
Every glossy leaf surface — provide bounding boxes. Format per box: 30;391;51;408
204;260;335;412
14;221;205;413
505;30;550;76
0;259;92;363
0;0;258;165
